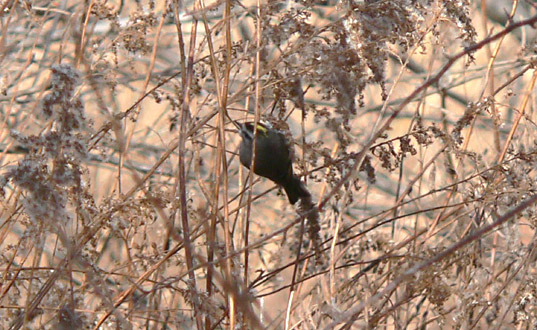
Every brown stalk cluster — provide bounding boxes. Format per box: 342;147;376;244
2;0;537;329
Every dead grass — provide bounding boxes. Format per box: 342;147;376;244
2;0;537;329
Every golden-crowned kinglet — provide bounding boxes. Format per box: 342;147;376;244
239;121;310;204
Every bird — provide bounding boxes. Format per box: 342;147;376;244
238;121;310;204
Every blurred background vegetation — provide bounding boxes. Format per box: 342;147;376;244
1;0;537;329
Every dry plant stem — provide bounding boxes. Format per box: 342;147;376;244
199;3;238;329
111;106;220;187
0;231;30;301
165;0;189;254
88;70;182;151
333;145;447;265
493;238;537;329
497;70;537;164
204;168;219;330
222;20;236;330
10;260;71;329
266;241;422;302
329;216;341;298
324;193;537;330
87;48;236;149
117;10;166;195
240;40;257;290
124;11;165;150
25;223;44;326
243;1;264;321
0;11;46;143
459;8;523;284
199;2;225;327
0;0;18;63
242;5;266;323
369;292;421;328
425;182;456;240
280;207;464;305
479;0;519;154
468;234;537;329
179;214;306;295
285;81;310;330
318;143;339;201
286;224;315;329
246;0;264;237
370;7;442;136
125;158;180;241
0;197;22;242
174;3;203;329
336;200;468;259
190;252;265;329
487;68;537;279
242;50;257;292
289;214;306;296
11;203;134;330
75;1;94;68
463;1;519;163
93;217;213;329
285;161;302;324
493;63;533;96
92;240;186;329
270;168;492;283
406;47;440;242
331;180;477;259
198;0;238;326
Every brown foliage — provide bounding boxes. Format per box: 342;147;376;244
1;0;537;329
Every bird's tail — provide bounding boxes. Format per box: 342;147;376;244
282;176;311;205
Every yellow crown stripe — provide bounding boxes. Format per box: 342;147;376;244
256;124;268;135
